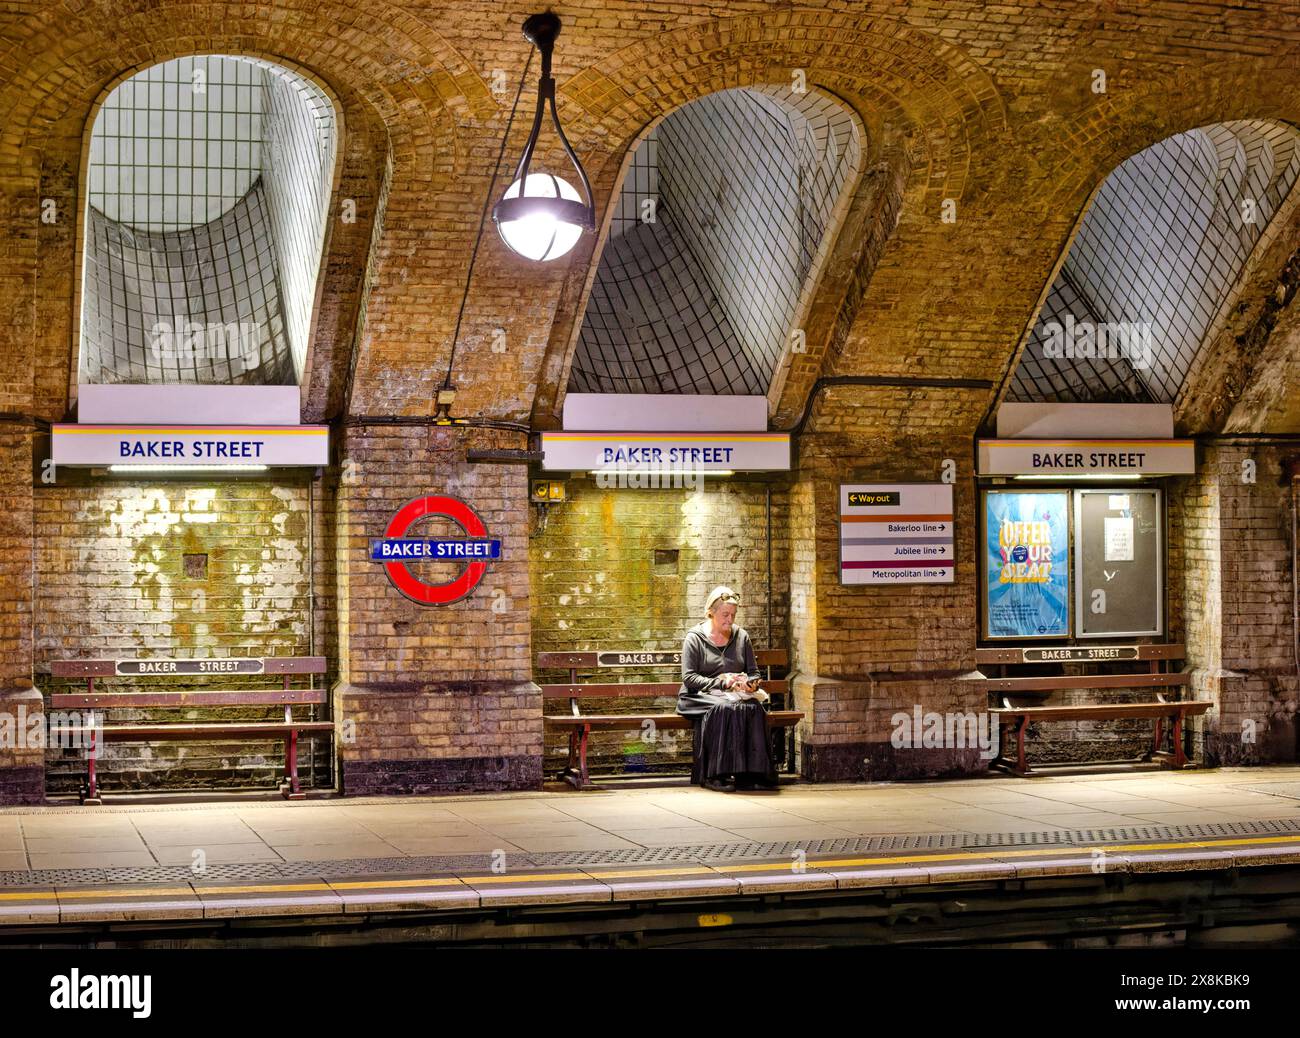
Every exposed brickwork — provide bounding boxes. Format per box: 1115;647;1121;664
529;475;789;776
0;427;40;802
1174;445;1300;766
0;3;1298;797
333;423;541;792
33;473;326;792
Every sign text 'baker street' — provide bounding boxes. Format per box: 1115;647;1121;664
51;425;329;467
368;538;501;560
976;439;1195;476
116;658;264;675
541;432;790;472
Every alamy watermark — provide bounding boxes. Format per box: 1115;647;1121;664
148;320;264;373
594;461;704;492
0;706;103;754
1039;314;1153;370
891;705;999;760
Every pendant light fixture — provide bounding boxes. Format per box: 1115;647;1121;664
492;11;596;262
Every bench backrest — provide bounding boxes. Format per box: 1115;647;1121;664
50;657;327;678
975;644;1185;667
975;643;1190;703
46;657;327;709
537;648;788;700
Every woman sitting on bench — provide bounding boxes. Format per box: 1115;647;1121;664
677;586;777;793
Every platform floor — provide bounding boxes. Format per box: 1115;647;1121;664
4;765;1300;928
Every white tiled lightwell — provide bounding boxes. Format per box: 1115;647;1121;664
80;56;337;386
569;87;864;396
1009;120;1300;404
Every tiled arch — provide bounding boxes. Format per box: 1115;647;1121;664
1008;119;1300;404
79;55;340;385
568;86;864;396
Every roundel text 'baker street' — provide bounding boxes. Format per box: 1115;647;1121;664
370;495;501;606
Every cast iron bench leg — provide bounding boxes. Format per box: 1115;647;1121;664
84;721;102;805
1172;710;1187;768
561;725;593;790
282;704;305;800
1014;716;1031;776
283;730;305;800
562;728;578;784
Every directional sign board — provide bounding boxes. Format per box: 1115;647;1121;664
839;483;955;585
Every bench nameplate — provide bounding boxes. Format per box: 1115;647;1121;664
1021;646;1139;663
116;658;264;675
596;651;681;667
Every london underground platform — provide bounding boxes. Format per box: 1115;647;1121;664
3;766;1300;947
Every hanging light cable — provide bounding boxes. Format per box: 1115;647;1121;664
434;48;534;419
492;11;596;262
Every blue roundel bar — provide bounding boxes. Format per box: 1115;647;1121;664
369;538;502;561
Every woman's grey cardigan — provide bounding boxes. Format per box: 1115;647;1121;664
676;623;761;717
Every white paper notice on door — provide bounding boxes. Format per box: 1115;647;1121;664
1104;516;1134;561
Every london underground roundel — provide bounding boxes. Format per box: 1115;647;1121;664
369;495;501;606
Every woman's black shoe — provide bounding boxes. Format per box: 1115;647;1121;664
703;776;736;793
737;772;779;791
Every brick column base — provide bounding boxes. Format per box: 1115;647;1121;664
0;688;45;804
795;672;989;782
333;680;543;795
1198;669;1298;766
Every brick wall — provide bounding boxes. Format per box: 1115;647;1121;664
790;384;986;780
0;427;41;802
1174;444;1299;765
1;3;1299;801
35;473;324;792
530;475;789;777
333;423;542;794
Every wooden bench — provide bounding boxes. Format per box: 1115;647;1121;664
976;644;1212;776
47;656;332;804
538;648;802;790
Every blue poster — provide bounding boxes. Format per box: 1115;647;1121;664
984;491;1070;638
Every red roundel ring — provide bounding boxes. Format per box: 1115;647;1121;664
381;495;491;606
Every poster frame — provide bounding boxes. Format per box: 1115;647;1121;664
980;487;1073;641
1072;486;1165;639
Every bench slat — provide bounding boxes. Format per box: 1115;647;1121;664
49;657;326;677
49;689;328;708
48;722;335;740
544;711;803;730
981;672;1190;693
992;702;1212;722
975;644;1185;665
49;661;116;677
539;680;788;699
264;657;328;674
536;649;788;668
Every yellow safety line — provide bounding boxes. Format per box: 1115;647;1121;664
1;833;1298;904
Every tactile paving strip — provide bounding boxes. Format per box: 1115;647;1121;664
2;816;1299;887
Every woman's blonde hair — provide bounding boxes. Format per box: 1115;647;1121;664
704;585;740;616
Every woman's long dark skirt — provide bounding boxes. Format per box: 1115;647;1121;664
690;700;774;782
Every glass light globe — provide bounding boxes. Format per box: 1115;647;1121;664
497;173;584;261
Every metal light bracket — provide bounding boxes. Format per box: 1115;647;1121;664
492;11;596;232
